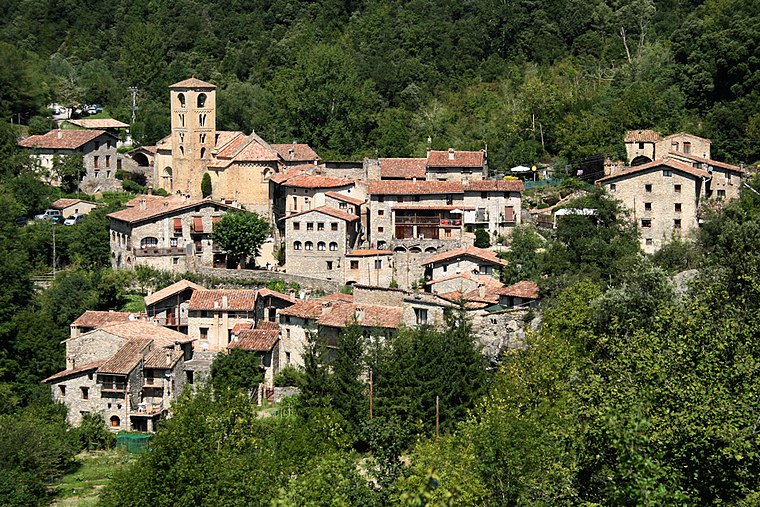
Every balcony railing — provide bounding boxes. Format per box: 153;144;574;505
134;246;186;257
395;216;441;225
131;401;163;415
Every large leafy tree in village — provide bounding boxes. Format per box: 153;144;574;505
211;210;269;268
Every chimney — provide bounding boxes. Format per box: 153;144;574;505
222;295;228;309
139;198;147;210
354;307;364;321
147;185;153;195
478;283;486;299
57;130;63;139
165;350;172;366
321;301;332;315
448;148;455;160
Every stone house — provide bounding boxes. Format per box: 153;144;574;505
255;289;297;323
70;310;143;342
284;206;361;283
667;152;744;201
51;198;99;218
425;149;487;181
272;143;321;168
282;174;361;216
187;289;257;352
44;322;194;432
228;321;281;386
144;279;206;334
108;194;236;272
344;249;395;287
498;280;540;308
624;130;712;166
461;180;524;237
421;246;507;282
597;158;711;253
18;129;122;191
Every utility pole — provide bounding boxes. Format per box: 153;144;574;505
129;87;139;125
435;395;440;437
369;368;373;420
52;222;56;277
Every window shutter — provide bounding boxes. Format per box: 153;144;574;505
504;206;514;222
173;218;182;232
193;217;204;233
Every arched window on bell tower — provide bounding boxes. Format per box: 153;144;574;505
177;93;186;108
197;93;207;108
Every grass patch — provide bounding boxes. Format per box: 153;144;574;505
51;449;137;507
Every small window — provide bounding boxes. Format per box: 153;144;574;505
374;259;382;270
199;114;207;127
307;223;314;231
675;203;682;213
179;113;185;127
638;142;644;149
641;219;652;228
717;189;726;199
329;242;338;251
59;385;66;397
317;223;324;231
644;202;652;212
378;226;384;233
674;219;682;229
331;223;338;231
675;184;682;193
663;169;672;177
481;191;487;199
293;222;300;231
645;238;653;246
141;237;158;248
197;93;207;108
94;156;99;168
326;261;333;270
177;93;186;108
414;308;428;325
645;184;652;193
609;183;616;193
200;327;208;341
317;242;326;251
116;158;122;170
350;260;359;270
339;202;347;209
110;415;120;428
171;237;178;247
293;241;302;250
200;133;206;144
683;142;691;154
378;210;384;216
81;387;89;400
172;257;179;264
305;241;313;250
105;155;111;168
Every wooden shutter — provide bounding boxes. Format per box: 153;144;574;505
173;218;182;232
504;206;514;222
193;217;204;233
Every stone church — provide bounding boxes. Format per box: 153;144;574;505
152;78;320;216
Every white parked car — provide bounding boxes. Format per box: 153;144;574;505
63;213;86;226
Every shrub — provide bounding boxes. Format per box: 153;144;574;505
122;179;145;193
201;172;212;198
273;366;307;388
474;229;491;248
78;413;115;450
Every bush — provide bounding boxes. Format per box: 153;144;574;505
121;179;145;193
78;413;115;450
201;172;212;198
152;188;169;197
273;366;307;388
474;229;491;248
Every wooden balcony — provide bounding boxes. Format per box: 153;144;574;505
134;246;186;257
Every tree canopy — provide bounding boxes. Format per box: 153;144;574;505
211;210;269;267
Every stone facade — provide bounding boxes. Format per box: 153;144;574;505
187;290;257;352
344;250;394;287
461;186;521;238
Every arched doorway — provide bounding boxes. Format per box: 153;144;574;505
162;167;173;191
631;155;652;166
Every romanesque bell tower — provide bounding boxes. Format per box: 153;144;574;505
168;78;217;197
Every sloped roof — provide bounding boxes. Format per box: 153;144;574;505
169;77;216;89
283;174;354;189
98;322;194;346
379;158;427;179
284;205;359;222
279;299;325;319
71;310;137;328
256;288;297;303
209;132;280;167
661;132;711;143
499;280;539;299
107;195;233;224
464;180;525;192
427;149;485;167
43;360;104;383
228;328;279;351
97;338;152;375
272;143;320;162
257;320;280;330
422;246;507;267
144;279;206;307
368;180;463;195
315;302;403;329
65;119;130;129
325;191;364;206
668;152;744;174
231;322;254;334
19;129;111;149
597;158;710;183
142;347;184;369
52;198;97;210
188;290;257;311
624;130;660;143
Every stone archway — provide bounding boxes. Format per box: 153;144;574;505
631;155;652;166
162;167;173;191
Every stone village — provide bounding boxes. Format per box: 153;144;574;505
28;78;746;431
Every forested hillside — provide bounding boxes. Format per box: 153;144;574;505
2;0;760;166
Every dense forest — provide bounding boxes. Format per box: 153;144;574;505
2;0;760;167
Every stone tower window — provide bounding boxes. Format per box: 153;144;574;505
199;133;206;144
197;93;207;108
177;93;186;108
199;114;207;127
200;148;206;158
179;113;185;127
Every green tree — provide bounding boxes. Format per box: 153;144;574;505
211;210;269;268
210;349;264;395
473;228;490;248
200;172;212;198
52;154;85;194
503;225;544;284
329;324;367;431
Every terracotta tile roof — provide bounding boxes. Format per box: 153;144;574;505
144;279;206;307
284;205;359;222
129;145;157;155
668;152;744;173
283;174;354;189
392;204;474;211
52;198;97;209
279;299;324;319
422;246;507;267
325;191;364;206
464;180;524;192
346;249;393;257
272;143;320;162
231;322;254;334
270;165;311;184
65;119;130;129
229;328;279;351
256;289;297;303
19;129;110;150
210;132;279;167
142;347;184;369
43;360;104;383
169;77;216;89
214;131;246;150
98;322;195;346
71;311;138;328
97;338;152;375
624;129;660;143
436;276;504;305
316;302;403;329
661;131;711;143
597;158;710;183
427;149;485;167
189;290;257;311
322;293;354;302
107;195;233;224
499;280;539;299
379;158;427;179
368;180;463;195
257;320;280;330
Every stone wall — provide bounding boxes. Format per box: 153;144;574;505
197;267;342;294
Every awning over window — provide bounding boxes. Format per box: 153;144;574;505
193;217;204;233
